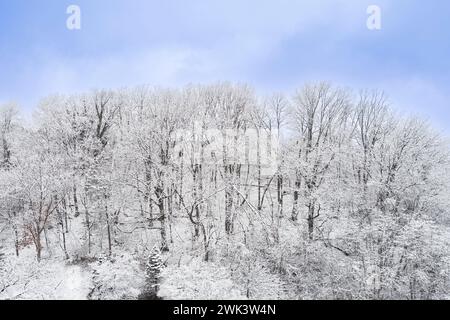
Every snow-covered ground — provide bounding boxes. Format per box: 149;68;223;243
0;247;92;300
56;265;91;300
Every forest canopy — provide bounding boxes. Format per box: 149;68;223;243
0;82;449;300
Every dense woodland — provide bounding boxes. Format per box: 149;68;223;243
0;82;449;300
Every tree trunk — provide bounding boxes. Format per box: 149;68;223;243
84;203;91;254
145;158;154;227
73;184;80;217
277;175;284;218
105;197;112;256
55;196;69;259
257;130;262;211
225;184;233;235
35;232;42;262
156;186;169;252
14;226;19;257
291;178;301;221
63;198;69;233
307;201;315;240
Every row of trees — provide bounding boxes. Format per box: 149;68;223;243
1;82;449;299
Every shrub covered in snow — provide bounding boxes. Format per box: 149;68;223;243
89;252;145;300
159;258;246;300
221;242;287;300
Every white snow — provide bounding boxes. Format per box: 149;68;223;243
0;247;92;300
54;265;91;300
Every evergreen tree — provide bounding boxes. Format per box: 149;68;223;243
142;246;164;300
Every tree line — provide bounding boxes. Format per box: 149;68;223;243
1;82;449;299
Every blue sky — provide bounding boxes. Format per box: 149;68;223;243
0;0;449;132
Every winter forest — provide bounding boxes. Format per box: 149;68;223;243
0;82;449;300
